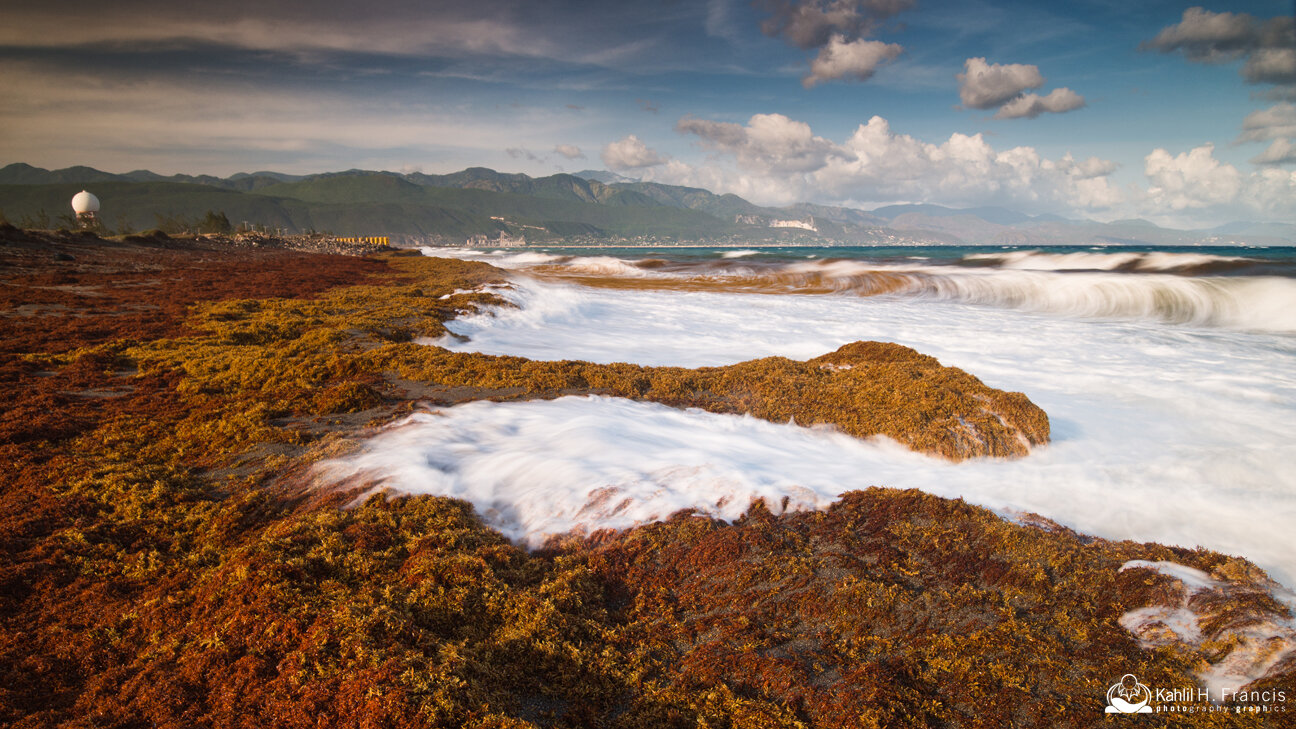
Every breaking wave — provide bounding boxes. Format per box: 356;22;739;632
432;247;1296;333
961;249;1253;274
332;245;1296;585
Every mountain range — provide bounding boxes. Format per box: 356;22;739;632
1;162;1292;246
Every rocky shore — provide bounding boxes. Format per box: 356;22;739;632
1;226;1292;727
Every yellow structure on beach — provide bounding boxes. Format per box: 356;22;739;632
334;236;390;246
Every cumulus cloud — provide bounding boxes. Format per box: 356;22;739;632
676;113;844;173
648;111;1296;224
1142;7;1263;61
758;0;913;49
554;144;585;159
1144;8;1295;94
994;88;1086;119
803;36;902;87
957;58;1085;120
958;58;1044;109
1238;103;1296;142
1251;138;1296;165
664;112;1124;214
601;135;667;170
1139;142;1296;222
1056;154;1119;179
1144;144;1242;210
758;0;910;86
816;116;1121;209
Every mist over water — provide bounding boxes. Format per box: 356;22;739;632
329;246;1296;585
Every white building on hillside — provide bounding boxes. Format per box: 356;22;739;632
769;216;816;232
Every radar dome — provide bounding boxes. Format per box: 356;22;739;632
71;190;100;214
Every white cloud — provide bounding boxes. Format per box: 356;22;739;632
1244;166;1296;216
677;113;844;173
1056;153;1119;179
1238;103;1296;142
803;35;902;87
994;88;1086;119
957;57;1044;109
759;0;912;88
1144;143;1242;210
600;135;668;170
1129;143;1296;224
632;115;1296;225
661;113;1123;214
956;58;1085;121
820;116;1121;209
1251;138;1296;165
554;144;585;159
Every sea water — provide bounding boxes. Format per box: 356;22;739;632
321;245;1296;586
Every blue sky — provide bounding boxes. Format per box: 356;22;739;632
2;0;1293;226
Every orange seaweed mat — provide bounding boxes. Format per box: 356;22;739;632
1;228;1290;727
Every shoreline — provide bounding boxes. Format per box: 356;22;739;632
2;227;1292;726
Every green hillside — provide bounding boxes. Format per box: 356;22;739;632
0;182;304;232
0;163;875;243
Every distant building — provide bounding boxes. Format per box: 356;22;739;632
466;231;526;247
769;216;816;232
733;214;818;232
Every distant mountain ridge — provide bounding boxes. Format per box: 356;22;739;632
1;162;1292;246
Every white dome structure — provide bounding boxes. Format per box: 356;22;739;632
71;190;100;214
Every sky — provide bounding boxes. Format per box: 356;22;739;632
2;0;1294;227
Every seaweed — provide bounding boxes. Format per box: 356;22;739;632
1;229;1290;728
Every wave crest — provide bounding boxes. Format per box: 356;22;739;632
962;249;1253;274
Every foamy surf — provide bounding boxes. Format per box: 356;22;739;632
316;396;896;545
427;246;1296;333
962;249;1250;273
319;387;1296;587
405;261;1296;585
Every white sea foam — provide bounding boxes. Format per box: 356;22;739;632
424;246;565;266
407;274;1296;586
722;249;759;258
1121;560;1219;592
1118;560;1296;699
427;247;1296;333
318;396;917;544
559;255;663;277
904;268;1296;332
767;259;1296;333
964;249;1248;272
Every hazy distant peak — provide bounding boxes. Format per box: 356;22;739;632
1109;218;1160;229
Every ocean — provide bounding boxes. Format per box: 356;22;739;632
333;244;1296;587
